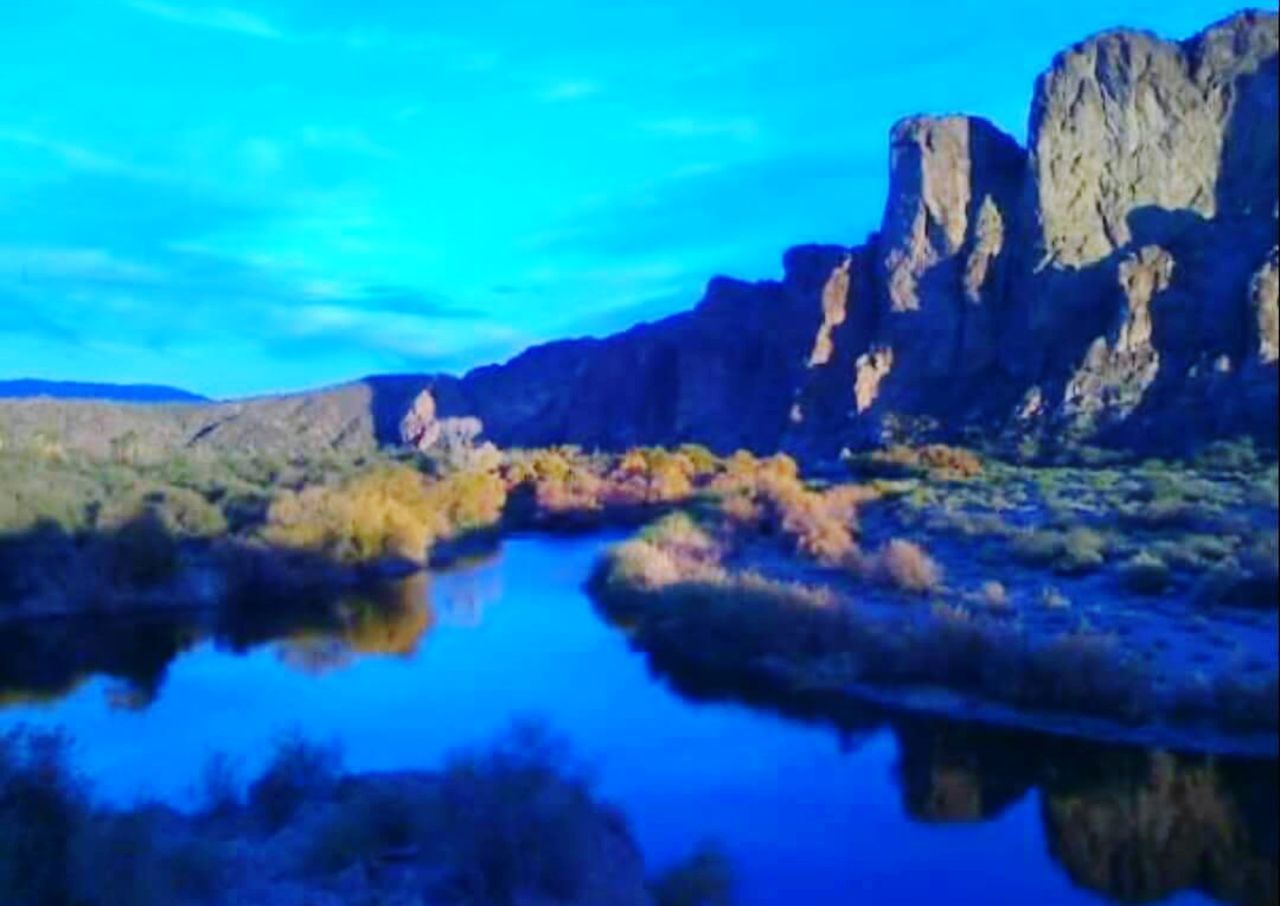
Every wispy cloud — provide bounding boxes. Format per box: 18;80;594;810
300;127;396;160
640;116;760;143
0;128;150;178
125;0;284;40
536;79;604;103
0;246;162;286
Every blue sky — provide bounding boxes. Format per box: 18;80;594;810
0;0;1249;397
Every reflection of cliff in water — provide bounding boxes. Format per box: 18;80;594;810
0;573;437;706
638;646;1278;905
0;612;201;710
893;719;1277;904
1042;750;1278;906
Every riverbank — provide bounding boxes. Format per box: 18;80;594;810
4;438;1276;756
588;446;1279;757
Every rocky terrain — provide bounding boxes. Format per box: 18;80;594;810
0;11;1274;465
428;9;1278;460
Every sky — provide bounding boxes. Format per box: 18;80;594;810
0;0;1251;398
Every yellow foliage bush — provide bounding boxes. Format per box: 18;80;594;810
265;465;506;565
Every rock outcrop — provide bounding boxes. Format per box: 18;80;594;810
417;10;1277;460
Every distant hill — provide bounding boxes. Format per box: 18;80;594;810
0;380;209;404
0;376;436;460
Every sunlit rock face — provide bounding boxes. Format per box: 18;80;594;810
414;10;1278;459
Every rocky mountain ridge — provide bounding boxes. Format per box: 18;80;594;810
427;8;1278;459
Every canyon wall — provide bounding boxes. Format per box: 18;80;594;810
425;10;1276;459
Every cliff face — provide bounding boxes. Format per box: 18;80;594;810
431;10;1278;458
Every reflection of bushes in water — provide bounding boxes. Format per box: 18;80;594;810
0;574;435;709
0;613;200;711
339;574;433;655
632;637;885;744
274;574;436;672
891;718;1037;823
1042;751;1278;906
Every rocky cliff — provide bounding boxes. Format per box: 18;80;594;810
429;9;1277;459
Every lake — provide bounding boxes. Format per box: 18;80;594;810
1;532;1274;906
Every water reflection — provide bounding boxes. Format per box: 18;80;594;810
0;573;439;703
0;541;1274;906
638;649;1278;906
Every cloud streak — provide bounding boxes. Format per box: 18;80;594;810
536;79;604;103
640;116;761;143
125;0;284;40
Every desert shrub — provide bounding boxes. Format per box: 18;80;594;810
102;509;181;587
1057;527;1107;573
1117;552;1172;595
425;470;507;534
1040;586;1071;610
0;727;84;906
1018;633;1145;718
264;464;504;564
641;512;719;560
596;540;684;592
670;574;842;663
71;812;173;906
1191;534;1280;609
303;782;422;875
707;460;871;566
1153;534;1236;572
534;466;606;514
1119;492;1203;531
249;733;343;831
675;444;720;478
774;487;859;565
1010;529;1062;567
978;580;1009;610
1193;438;1262;473
867;539;941;594
852;444;982;480
102;484;228;538
1011;527;1106;574
1213;672;1280;731
265;465;434;563
432;721;601;904
650;842;735;906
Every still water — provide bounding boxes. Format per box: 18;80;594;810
1;533;1275;905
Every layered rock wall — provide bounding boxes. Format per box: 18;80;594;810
422;11;1278;459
